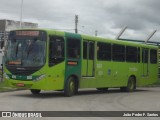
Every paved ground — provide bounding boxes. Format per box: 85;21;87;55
0;87;160;120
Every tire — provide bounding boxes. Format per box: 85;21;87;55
126;77;136;92
120;77;136;92
64;77;77;97
97;88;108;91
30;89;41;94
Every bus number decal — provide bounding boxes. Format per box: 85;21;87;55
97;64;102;68
129;67;138;72
98;71;104;76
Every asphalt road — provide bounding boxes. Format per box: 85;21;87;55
0;87;160;120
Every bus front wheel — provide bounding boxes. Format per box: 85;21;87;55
64;77;77;97
30;89;41;94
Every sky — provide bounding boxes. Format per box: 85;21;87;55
0;0;160;42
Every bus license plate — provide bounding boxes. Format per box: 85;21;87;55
17;83;25;87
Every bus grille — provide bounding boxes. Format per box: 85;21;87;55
6;66;42;76
8;69;37;76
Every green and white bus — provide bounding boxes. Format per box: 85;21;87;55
3;29;158;96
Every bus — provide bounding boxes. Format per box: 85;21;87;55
3;29;158;96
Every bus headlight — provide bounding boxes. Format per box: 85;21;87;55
34;74;46;82
4;73;10;79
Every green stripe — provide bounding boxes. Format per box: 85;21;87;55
7;74;39;81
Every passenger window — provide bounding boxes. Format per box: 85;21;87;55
89;42;94;60
150;49;157;64
97;42;111;61
138;48;140;63
67;38;80;59
112;44;125;62
142;49;149;63
126;46;138;62
83;42;87;59
49;36;64;66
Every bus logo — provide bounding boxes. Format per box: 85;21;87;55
2;112;11;117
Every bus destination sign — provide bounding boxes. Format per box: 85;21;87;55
16;31;40;36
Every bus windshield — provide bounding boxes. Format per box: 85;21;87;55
5;33;46;67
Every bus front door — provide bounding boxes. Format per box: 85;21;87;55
142;48;149;77
82;41;95;77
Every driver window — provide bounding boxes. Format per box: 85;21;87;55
49;36;64;67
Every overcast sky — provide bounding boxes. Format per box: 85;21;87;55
0;0;160;42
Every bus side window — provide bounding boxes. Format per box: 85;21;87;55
150;49;157;64
49;36;64;66
112;44;125;62
142;49;149;63
126;46;138;63
67;38;80;59
97;42;111;61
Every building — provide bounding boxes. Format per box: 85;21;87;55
0;19;38;70
0;19;38;48
0;19;38;31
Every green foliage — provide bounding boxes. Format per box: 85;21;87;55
0;82;5;92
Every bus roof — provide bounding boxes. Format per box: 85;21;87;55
81;34;158;49
11;28;158;49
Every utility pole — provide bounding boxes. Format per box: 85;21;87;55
20;0;24;28
75;15;78;33
95;30;98;36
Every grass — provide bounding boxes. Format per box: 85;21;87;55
0;69;7;92
0;71;11;92
0;81;17;92
0;81;6;92
0;69;4;90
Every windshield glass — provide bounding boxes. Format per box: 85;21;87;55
5;31;46;67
